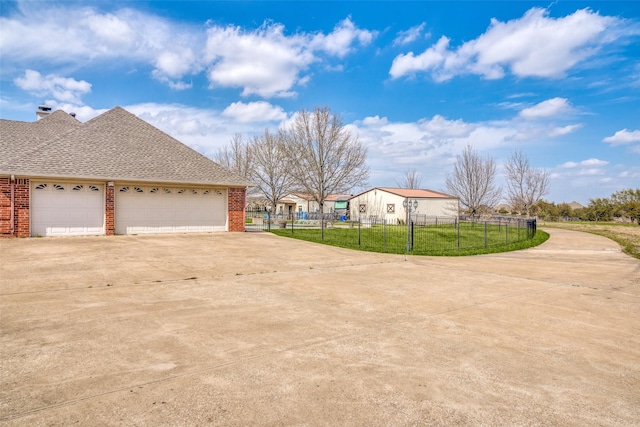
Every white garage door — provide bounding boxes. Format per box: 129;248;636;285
115;185;227;234
31;182;105;236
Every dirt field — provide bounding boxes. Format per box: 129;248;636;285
1;228;639;426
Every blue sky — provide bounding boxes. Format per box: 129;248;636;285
1;0;639;205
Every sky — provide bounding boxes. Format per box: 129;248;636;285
1;1;639;205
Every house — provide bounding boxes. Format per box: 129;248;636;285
349;187;459;223
275;193;352;218
1;106;252;237
568;201;585;211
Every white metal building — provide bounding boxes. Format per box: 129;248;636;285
349;187;459;223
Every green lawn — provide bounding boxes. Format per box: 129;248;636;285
271;222;549;256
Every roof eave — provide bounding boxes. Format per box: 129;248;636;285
0;171;253;188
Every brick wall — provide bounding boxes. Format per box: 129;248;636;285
105;183;114;235
228;187;246;232
0;177;30;237
0;178;10;236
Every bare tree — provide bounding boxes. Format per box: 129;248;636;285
213;133;252;180
505;150;550;217
396;168;422;189
249;129;296;212
282;106;369;215
445;145;502;217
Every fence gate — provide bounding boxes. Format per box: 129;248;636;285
245;211;286;232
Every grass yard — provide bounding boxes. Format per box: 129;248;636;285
541;221;640;259
271;221;549;256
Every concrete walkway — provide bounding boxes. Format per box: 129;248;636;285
1;228;638;426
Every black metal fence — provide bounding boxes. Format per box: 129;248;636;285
245;213;537;254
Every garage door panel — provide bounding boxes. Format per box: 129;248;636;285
31;182;105;236
115;186;227;234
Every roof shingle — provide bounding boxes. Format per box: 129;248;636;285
0;107;251;187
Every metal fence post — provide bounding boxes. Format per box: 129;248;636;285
383;218;387;252
358;216;361;247
484;221;487;248
267;211;271;231
506;221;509;244
411;220;414;251
457;220;460;250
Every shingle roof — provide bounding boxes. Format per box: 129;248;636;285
0;107;252;187
1;110;82;167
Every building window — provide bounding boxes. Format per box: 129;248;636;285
359;204;366;213
387;204;395;213
119;187;129;192
35;183;47;190
88;185;99;192
72;185;84;191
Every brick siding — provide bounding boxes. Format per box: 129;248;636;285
105;183;115;235
228;187;246;232
0;177;30;237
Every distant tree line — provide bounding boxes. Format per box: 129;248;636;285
536;188;640;224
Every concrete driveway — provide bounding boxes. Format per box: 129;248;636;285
1;229;639;426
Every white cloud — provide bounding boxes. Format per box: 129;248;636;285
393;23;427;46
14;70;91;104
49;103;107;122
205;23;313;98
559;158;609;168
0;4;203;88
390;7;623;81
578;168;606;176
310;17;376;57
602;129;640;145
154;50;197;80
582;158;610;167
83;12;136;49
419;115;475;138
222;101;287;123
519;98;574;120
549;124;582;136
1;4;373;98
390;36;452;80
205;18;374;98
354;114;515;185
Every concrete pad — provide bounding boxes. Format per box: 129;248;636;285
1;228;639;425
